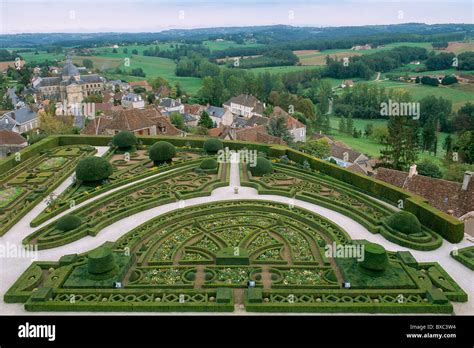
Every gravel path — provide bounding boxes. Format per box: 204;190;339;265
0;149;472;315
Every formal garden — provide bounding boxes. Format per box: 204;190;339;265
0;144;96;236
0;134;470;314
240;158;444;251
5;200;467;313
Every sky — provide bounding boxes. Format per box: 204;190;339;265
0;0;472;34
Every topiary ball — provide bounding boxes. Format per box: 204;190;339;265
87;246;116;274
200;158;218;170
112;131;137;150
76;156;113;183
248;157;273;176
360;242;388;272
149;141;176;164
203;139;223;154
386;211;421;235
56;214;82;232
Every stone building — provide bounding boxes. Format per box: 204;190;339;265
34;56;105;104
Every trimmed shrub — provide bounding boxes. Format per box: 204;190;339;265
216;247;250;265
248;157;273;177
386;211;421;235
56;214;82;232
360;243;388;272
112;131;137;150
203;139;223;154
87;247;116;274
200;158;218;170
247;288;263;303
76;156;113;183
216;288;232;303
149;141;176;164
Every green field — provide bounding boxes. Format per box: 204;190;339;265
246;65;321;74
366;80;474;111
103;55;203;95
326;116;453;168
203;40;263;51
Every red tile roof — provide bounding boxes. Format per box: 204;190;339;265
0;129;27;145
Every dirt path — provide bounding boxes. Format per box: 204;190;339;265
261;266;272;289
193;266;205;289
233;289;244;305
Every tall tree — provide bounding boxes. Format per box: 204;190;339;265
267;116;294;145
198;111;214;129
339;117;346;133
379;89;420;170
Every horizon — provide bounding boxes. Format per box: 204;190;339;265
0;0;472;34
1;22;473;36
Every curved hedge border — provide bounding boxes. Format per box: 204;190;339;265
2;135;462;243
241;163;443;251
23;163;229;250
450;246;474;270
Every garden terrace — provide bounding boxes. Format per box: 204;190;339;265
0;145;96;236
240;161;443;251
30;145;210;226
6;200;467;313
0;135;464;244
23;161;230;250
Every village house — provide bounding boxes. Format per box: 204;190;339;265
223;94;265;118
159;98;185;114
327;143;368;168
376;167;474;235
81;108;182;137
0;107;39;134
208;125;285;145
272;106;306;142
121;93;145;109
129;80;152;92
0;129;28;158
106;80;130;92
207;105;234;127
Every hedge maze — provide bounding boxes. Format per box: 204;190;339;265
1;135;469;314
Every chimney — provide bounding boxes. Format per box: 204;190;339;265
408;164;417;178
462;171;473;191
